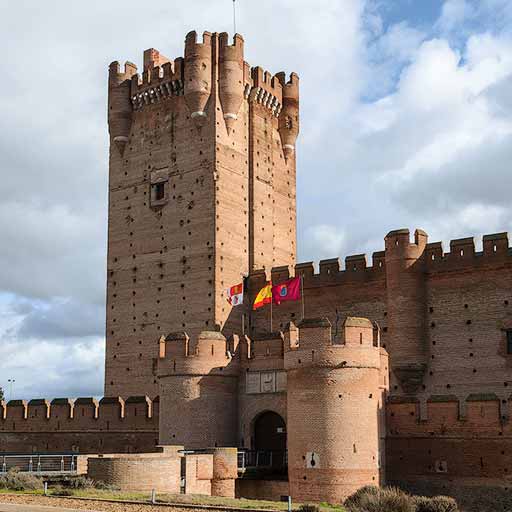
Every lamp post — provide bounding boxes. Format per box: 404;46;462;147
7;379;15;401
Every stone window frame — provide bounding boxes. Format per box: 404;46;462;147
150;168;170;208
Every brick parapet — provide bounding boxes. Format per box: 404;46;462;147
157;330;240;377
0;396;158;433
109;31;296;123
387;395;511;437
246;230;512;289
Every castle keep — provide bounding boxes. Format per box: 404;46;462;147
1;31;512;502
105;31;297;398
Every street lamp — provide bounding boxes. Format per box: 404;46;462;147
7;379;15;401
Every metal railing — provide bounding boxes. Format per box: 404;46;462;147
0;455;78;475
238;450;287;470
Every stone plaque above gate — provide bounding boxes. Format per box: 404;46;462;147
246;370;287;394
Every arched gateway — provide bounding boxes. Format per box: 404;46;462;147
252;411;287;470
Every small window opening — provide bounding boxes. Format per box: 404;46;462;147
507;330;512;355
152;182;166;202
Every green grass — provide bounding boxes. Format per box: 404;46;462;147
0;489;44;495
0;487;345;512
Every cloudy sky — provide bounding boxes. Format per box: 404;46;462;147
1;0;512;400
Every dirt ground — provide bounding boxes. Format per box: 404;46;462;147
0;494;208;512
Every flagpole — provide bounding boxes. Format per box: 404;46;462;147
270;295;273;333
233;0;237;34
301;275;305;321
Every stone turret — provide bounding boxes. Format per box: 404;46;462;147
108;61;137;155
384;229;428;393
276;72;299;161
157;331;239;449
184;31;213;128
284;318;388;502
218;33;245;134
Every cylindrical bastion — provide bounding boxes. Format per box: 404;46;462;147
87;453;181;493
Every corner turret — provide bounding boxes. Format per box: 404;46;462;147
108;61;137;155
184;31;213;128
276;72;299;161
218;33;245;134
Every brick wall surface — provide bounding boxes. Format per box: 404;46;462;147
87;454;181;492
0;397;158;454
235;479;289;501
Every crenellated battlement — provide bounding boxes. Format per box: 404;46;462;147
129;56;185;110
109;61;138;86
185;30;213;49
247;229;512;293
108;30;298;125
218;32;244;52
283;317;385;372
0;396;159;429
248;252;386;290
248;67;283;117
425;231;512;271
387;393;511;435
157;330;240;377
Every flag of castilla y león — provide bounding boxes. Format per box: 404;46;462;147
226;283;244;306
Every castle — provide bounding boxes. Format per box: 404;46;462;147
1;31;511;502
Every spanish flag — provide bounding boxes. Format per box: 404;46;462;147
253;282;272;310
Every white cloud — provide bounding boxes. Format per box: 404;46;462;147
303;225;346;260
2;0;512;398
437;0;475;34
0;337;104;400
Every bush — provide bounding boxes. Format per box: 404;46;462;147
49;487;73;497
344;486;415;512
298;505;320;512
414;496;458;512
92;480;120;491
0;469;43;491
61;476;95;489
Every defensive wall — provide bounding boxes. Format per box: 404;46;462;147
386;395;512;488
2;229;512;496
0;396;158;454
244;229;512;406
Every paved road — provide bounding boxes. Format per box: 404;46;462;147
0;504;97;512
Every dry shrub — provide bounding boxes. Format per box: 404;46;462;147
414;495;458;512
49;487;73;496
62;476;95;489
92;480;120;491
344;486;415;512
0;469;43;491
298;505;320;512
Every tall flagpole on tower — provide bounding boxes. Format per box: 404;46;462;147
233;0;237;34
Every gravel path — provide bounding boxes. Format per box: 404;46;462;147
0;495;202;512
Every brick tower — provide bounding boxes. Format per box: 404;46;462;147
285;318;389;502
105;31;299;398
